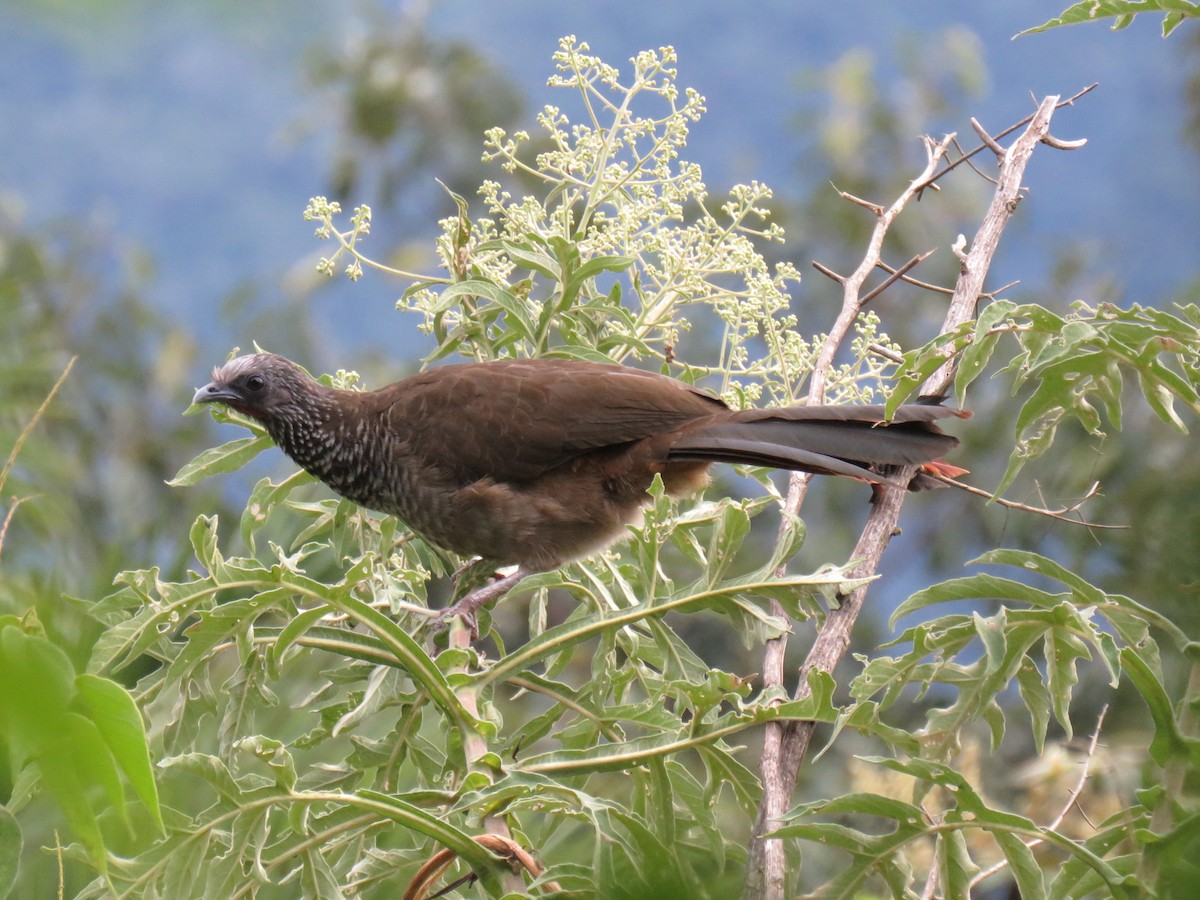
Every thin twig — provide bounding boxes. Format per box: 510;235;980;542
970;117;1007;157
812;260;847;284
951;135;1000;185
875;260;954;296
931;475;1125;529
867;343;906;365
0;357;76;496
860;249;937;306
914;84;1097;195
833;184;884;215
0;495;35;562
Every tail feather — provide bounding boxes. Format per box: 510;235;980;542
668;436;900;484
667;403;965;488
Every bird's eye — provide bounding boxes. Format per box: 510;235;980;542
245;374;266;392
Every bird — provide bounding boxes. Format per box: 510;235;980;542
193;353;966;623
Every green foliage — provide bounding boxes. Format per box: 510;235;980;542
0;615;162;875
889;299;1200;494
1020;0;1200;38
7;35;1198;898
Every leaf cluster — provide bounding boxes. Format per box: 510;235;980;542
5;35;1200;900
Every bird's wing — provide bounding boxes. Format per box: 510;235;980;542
380;359;726;483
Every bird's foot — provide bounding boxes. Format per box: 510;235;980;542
434;566;532;639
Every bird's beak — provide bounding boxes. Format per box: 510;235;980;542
192;382;240;406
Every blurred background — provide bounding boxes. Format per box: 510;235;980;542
1;0;1197;888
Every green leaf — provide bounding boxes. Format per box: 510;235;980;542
168;434;274;487
1018;0;1200;38
955;300;1014;406
74;674;163;832
315;580;471;728
159;753;245;804
0;806;20;900
354;789;506;885
38;713;123;866
1122;648;1198;767
937;829;980;898
994;829;1047;900
1017;657;1052;754
892;573;1059;627
1044;607;1092;739
436;279;539;346
240;470;314;549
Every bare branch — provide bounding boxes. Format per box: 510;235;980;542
875;260;954;296
860;249;937;306
812;260;847;284
927;94;1064;396
833;184;884;215
743;94;1077;900
1042;133;1088;150
970;117;1006;157
951;135;1000;185
920;849;940;900
914;84;1097;194
867;342;906;364
932;475;1125;529
744;132;955;900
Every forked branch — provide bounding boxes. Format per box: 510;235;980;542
743;93;1080;900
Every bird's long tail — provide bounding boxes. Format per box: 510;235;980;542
667;404;969;489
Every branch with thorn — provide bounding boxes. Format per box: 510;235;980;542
742;92;1087;900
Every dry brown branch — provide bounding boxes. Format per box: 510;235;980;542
742;94;1074;900
403;832;558;900
860;249;937;306
0;495;35;562
811;260;847;284
876;259;954;295
0;356;76;497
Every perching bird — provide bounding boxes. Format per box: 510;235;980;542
193;353;966;620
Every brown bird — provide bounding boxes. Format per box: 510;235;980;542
193;353;966;622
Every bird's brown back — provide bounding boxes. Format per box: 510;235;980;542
194;353;964;568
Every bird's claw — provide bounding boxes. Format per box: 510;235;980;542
430;566;532;643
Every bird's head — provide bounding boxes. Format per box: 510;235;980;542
192;353;322;425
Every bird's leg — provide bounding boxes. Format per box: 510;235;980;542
450;556;507;594
434;565;535;636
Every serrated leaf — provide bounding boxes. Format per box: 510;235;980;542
436;279;539;345
1017;658;1052;754
955;300;1016;406
1017;1;1200;38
